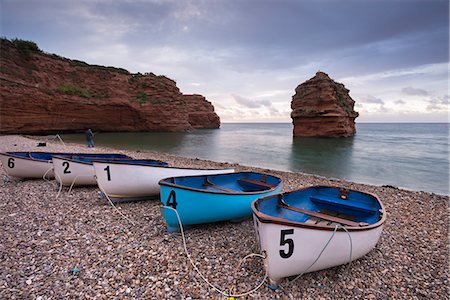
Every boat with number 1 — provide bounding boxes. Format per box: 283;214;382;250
93;161;234;202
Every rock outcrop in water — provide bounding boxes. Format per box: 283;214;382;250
0;38;220;134
291;71;358;137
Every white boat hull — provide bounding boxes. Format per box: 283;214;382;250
52;157;97;186
0;153;54;179
253;217;384;287
93;162;235;200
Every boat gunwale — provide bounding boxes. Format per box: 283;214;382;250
251;185;386;232
2;151;71;163
52;155;165;166
3;152;130;163
92;160;234;171
159;171;282;196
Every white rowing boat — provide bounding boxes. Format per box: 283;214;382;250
93;161;234;201
0;152;64;179
52;154;132;187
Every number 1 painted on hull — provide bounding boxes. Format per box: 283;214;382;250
104;166;111;181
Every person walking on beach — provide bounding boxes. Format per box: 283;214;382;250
85;129;95;148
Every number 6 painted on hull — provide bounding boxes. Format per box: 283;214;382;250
279;229;294;258
8;158;15;168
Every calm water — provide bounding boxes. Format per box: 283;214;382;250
61;123;449;195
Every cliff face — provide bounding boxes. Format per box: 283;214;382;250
291;71;358;137
0;38;220;134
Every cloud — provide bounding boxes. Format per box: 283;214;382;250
426;95;449;111
360;95;385;104
231;94;272;108
401;86;429;96
395;99;406;105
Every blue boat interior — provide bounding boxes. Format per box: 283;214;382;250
8;152;74;161
257;186;382;225
5;153;170;166
165;172;281;193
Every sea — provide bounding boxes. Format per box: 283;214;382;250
61;123;449;196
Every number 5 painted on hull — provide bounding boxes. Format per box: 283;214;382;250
279;229;294;258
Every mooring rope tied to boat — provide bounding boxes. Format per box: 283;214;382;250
49;134;66;147
42;165;56;186
68;175;94;194
278;224;353;290
99;185;137;226
55;174;95;198
163;205;268;298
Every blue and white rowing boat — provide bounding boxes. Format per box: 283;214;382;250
159;172;283;232
251;186;386;289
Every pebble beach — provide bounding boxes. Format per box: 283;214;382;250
0;135;448;299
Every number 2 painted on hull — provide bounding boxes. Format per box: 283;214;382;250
62;161;71;174
279;229;294;258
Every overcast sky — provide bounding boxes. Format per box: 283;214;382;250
2;0;449;122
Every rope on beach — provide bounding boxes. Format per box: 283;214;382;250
278;224;353;290
163;206;268;298
99;185;136;226
49;134;67;147
55;172;64;198
42;164;56;187
68;175;94;194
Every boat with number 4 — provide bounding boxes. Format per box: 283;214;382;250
93;161;234;202
52;154;134;187
159;172;283;232
251;186;386;289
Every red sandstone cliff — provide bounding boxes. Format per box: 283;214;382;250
291;71;358;137
0;38;220;134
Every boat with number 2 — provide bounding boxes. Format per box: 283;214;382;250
159;172;283;232
251;186;386;289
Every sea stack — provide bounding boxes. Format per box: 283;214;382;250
291;71;358;137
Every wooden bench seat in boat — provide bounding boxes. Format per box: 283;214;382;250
237;178;275;189
277;200;366;227
310;195;378;214
203;177;237;193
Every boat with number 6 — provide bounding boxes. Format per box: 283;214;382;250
93;161;234;202
159;172;283;232
0;151;72;179
251;186;386;289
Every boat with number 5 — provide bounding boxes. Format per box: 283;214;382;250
159;172;282;232
251;186;386;289
93;161;234;202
